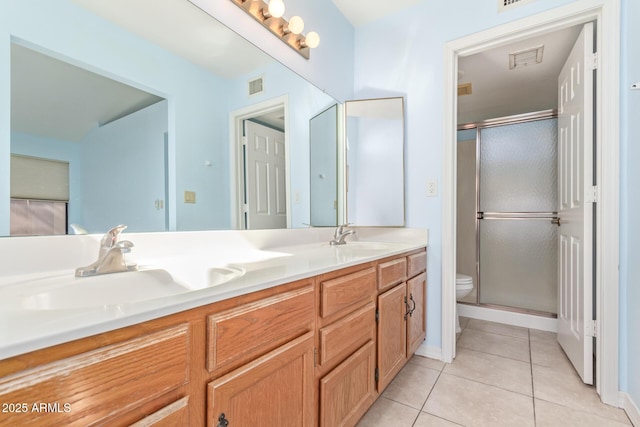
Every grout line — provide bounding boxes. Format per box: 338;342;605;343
529;328;538;426
419;364;445;413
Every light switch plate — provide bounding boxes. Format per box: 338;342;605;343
184;191;196;204
427;180;438;197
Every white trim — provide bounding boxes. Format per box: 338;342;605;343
415;343;442;361
229;95;291;229
458;304;558;332
621;392;640;426
442;0;620;404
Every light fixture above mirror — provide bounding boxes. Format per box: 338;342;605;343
231;0;320;59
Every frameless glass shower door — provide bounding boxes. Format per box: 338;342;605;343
477;117;558;315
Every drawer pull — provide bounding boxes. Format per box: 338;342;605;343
408;293;416;317
217;413;229;427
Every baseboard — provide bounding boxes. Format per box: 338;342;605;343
457;304;558;332
621;392;640;426
415;343;442;360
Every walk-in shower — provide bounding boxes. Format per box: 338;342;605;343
457;110;559;317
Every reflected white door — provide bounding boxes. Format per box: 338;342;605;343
244;121;287;230
557;22;594;385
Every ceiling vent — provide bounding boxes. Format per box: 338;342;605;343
498;0;537;13
248;76;264;96
458;83;472;96
509;45;544;70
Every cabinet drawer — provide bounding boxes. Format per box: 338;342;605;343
0;324;190;427
207;284;314;374
377;257;407;292
319;340;376;427
320;267;376;319
318;302;375;367
130;396;189;427
407;250;427;278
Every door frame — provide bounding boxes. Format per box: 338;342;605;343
229;95;290;229
441;0;620;405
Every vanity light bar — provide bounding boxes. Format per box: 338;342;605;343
231;0;316;59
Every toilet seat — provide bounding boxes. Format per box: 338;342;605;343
456;273;473;285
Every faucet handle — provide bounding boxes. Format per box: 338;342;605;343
100;224;128;248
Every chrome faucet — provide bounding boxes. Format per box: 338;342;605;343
76;225;138;277
330;224;356;246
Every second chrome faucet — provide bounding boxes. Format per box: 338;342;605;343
330;224;356;246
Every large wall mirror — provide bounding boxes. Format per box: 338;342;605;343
1;0;404;237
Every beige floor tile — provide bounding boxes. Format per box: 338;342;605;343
381;362;440;409
535;399;632;426
444;347;532;396
355;397;419;427
457;329;530;362
466;318;529;339
423;373;535;427
414;412;462;426
529;328;557;344
532;364;630;424
530;339;576;376
410;355;445;371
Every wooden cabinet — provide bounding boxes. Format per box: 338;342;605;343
407;272;427;356
0;324;191;427
316;265;377;427
0;247;426;427
319;341;376;427
376;249;427;393
207;333;315;427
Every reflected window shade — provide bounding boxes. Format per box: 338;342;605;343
10;155;69;201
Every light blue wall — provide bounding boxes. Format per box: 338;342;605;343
227;60;336;227
1;0;230;234
352;0;579;352
190;0;355;102
10;132;83;226
620;0;639;407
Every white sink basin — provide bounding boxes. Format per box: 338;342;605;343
20;269;188;310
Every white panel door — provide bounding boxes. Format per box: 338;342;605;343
557;22;594;385
244;121;287;230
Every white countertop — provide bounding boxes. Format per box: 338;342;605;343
0;227;427;360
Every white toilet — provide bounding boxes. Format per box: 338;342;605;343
456;274;474;333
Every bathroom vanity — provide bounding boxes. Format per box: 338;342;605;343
0;228;427;426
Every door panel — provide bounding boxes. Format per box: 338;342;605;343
245;121;287;229
377;283;407;392
557;22;594;385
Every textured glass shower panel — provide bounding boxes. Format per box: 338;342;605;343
479;219;558;313
480;119;558;212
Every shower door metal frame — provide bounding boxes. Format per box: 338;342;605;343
461;109;559;317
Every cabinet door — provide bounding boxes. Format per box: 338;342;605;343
207;332;315;427
407;272;426;357
377;283;407;392
319;340;376;427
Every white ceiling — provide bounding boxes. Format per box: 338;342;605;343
331;0;423;27
11;44;164;142
458;25;583;124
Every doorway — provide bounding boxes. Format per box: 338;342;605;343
442;0;621;405
230;95;290;230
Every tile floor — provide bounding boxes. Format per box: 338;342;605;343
356;317;632;427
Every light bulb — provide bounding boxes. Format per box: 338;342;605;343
287;16;304;35
305;31;320;49
267;0;285;18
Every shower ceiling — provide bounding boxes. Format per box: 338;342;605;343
458;25;582;124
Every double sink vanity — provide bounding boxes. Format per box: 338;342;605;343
0;227;427;426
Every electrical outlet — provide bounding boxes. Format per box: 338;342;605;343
427;179;438;197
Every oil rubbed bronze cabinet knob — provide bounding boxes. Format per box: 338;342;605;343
217;413;229;427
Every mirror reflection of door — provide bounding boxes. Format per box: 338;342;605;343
243;119;287;230
309;104;339;227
